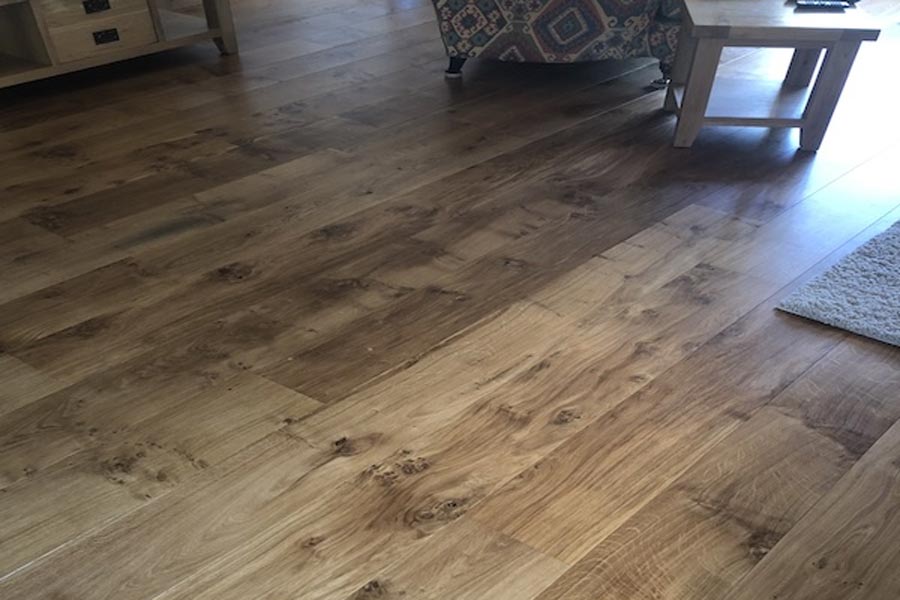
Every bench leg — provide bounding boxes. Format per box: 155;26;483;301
785;48;822;87
673;38;723;148
664;24;697;112
800;41;861;151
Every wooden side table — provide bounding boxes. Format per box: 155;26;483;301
666;0;881;151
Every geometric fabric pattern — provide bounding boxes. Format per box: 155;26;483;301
432;0;681;75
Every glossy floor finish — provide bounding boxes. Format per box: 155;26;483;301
1;1;899;599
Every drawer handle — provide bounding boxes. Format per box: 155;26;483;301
92;28;120;45
82;0;111;14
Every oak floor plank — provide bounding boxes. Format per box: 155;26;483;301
167;519;568;600
708;143;900;287
0;431;325;599
0;339;309;490
721;390;900;600
335;519;566;600
534;337;900;600
0;353;66;418
0;258;179;348
0;374;319;577
468;293;844;564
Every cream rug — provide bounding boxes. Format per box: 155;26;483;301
777;220;900;346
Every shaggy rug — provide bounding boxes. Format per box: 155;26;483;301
777;220;900;346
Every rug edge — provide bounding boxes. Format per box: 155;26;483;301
774;303;900;348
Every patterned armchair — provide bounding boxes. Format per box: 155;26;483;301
431;0;682;79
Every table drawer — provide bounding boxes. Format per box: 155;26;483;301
39;0;151;29
49;10;158;63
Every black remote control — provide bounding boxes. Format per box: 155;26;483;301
796;0;851;9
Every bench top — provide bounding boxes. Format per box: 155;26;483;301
684;0;881;42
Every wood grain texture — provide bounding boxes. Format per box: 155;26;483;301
722;357;900;600
0;0;898;598
468;293;845;564
0;371;319;575
0;353;65;417
534;338;900;600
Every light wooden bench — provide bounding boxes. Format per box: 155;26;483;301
666;0;881;151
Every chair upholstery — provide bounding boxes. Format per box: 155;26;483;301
431;0;682;75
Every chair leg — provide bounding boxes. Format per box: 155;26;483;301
445;57;466;79
651;77;671;91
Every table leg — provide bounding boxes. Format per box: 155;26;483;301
800;40;861;151
203;0;239;55
785;48;822;87
673;39;723;148
664;24;697;112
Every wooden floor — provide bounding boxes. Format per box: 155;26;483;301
2;1;900;598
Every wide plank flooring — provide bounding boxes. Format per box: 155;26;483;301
1;0;899;598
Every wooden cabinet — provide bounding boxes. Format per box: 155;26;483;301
0;0;236;89
38;0;151;28
49;10;159;63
